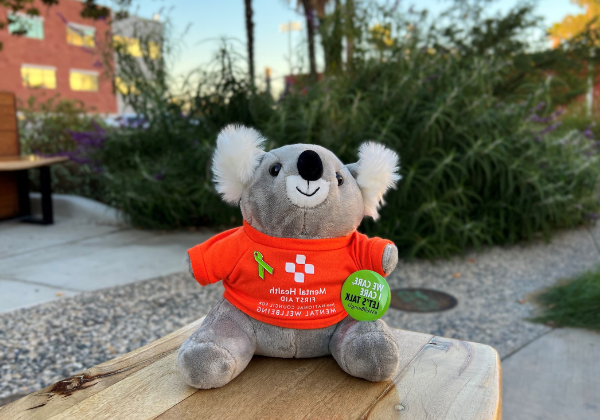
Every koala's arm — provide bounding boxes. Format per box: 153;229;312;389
187;228;248;285
186;254;194;276
382;244;398;275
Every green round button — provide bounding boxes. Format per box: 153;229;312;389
341;270;391;321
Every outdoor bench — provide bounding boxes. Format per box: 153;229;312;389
0;155;68;224
0;91;67;225
0;317;501;420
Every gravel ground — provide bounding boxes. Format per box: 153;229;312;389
382;224;600;358
0;274;224;400
1;224;599;401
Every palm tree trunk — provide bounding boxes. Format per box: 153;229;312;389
301;0;317;80
244;0;255;86
345;0;354;71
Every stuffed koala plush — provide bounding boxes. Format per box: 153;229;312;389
178;125;401;389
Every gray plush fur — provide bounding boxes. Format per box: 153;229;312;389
382;244;399;275
240;144;364;239
178;298;399;388
178;129;400;389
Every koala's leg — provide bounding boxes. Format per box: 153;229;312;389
177;298;256;389
250;318;337;358
329;317;399;382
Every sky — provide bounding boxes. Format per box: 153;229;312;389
113;0;585;93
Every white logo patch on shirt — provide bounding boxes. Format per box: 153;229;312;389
285;254;315;283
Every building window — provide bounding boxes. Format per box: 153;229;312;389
67;24;96;47
113;35;160;59
8;13;44;39
70;70;99;92
114;77;140;95
21;65;56;89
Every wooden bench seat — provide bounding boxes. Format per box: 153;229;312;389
0;92;68;225
0;317;501;419
0;155;68;225
0;155;68;171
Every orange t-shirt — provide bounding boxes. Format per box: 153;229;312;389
188;221;393;329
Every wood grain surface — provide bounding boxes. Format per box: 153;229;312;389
364;336;502;420
0;132;19;156
0;318;501;420
0;92;16;107
0;317;206;420
0;92;19;219
0;172;19;219
0;156;68;171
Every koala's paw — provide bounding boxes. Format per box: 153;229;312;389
382;244;398;275
177;341;237;389
185;254;194;277
337;327;399;382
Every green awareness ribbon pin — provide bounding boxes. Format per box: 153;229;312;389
254;251;273;279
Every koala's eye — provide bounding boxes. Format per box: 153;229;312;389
269;163;282;177
336;173;344;186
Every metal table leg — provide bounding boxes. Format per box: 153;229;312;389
16;169;31;217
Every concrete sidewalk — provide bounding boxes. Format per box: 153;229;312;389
0;194;212;313
503;328;600;420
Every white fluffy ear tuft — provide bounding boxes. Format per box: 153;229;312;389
355;142;401;220
213;125;266;204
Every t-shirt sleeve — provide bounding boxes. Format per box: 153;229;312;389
351;232;394;277
187;227;249;286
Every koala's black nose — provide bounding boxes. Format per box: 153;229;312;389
297;150;323;181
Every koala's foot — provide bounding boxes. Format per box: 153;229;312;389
330;317;399;382
177;299;256;389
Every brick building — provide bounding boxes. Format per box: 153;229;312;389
0;0;117;114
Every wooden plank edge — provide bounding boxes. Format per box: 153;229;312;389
46;353;196;420
0;317;205;420
361;336;502;420
495;350;502;420
359;332;435;420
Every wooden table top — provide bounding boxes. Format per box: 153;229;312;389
0;318;502;420
0;155;68;171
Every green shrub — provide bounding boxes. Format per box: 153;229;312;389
553;100;600;140
94;46;272;228
91;2;600;258
18;96;108;202
532;269;600;331
260;54;600;257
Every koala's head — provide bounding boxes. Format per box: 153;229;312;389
212;125;401;239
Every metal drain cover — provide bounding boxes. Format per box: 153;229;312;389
389;288;458;313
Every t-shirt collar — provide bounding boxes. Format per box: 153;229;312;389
243;221;354;251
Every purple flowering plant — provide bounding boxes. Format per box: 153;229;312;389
527;102;600;160
64;122;108;170
18;95;109;201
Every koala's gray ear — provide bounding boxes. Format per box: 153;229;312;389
347;142;401;220
213;125;266;204
346;162;359;178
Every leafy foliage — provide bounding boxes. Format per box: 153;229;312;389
549;0;600;48
18;96;108;202
92;43;270;229
263;57;600;258
81;1;600;258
